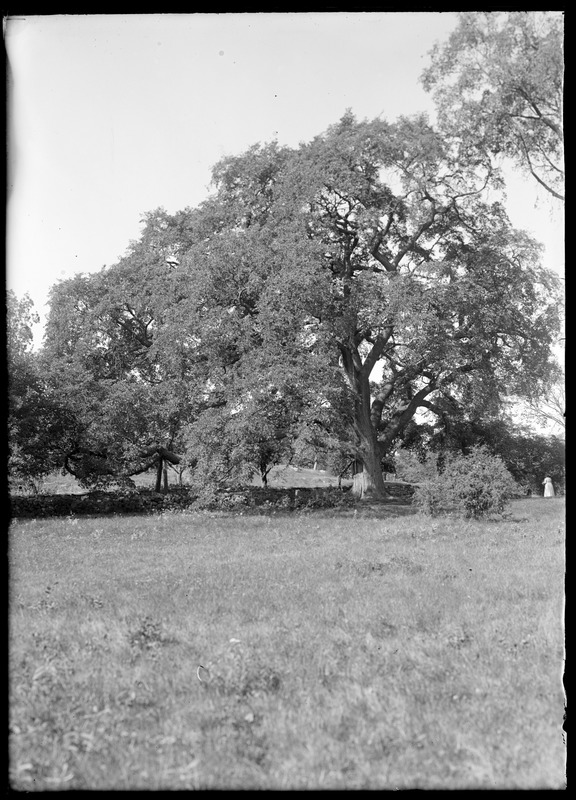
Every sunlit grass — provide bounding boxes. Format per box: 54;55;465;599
9;499;566;789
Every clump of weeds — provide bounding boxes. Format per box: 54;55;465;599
128;616;167;660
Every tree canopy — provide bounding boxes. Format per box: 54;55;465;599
422;11;564;201
36;227;203;487
31;111;561;496
7;291;77;488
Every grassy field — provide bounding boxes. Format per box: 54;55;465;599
9;498;565;790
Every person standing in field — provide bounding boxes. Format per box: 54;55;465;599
542;476;555;498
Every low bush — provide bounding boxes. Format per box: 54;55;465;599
413;445;519;519
395;449;441;484
412;478;444;517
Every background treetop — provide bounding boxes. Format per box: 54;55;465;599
422;11;564;201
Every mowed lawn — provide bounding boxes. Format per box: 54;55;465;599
9;499;566;790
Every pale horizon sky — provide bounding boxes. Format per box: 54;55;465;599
6;12;565;348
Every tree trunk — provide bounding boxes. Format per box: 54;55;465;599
163;466;169;493
339;338;390;500
351;447;389;499
155;458;163;493
354;394;389;500
363;440;388;498
352;469;372;498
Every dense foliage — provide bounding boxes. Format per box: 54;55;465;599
10;109;562;496
7;291;78;490
10;484;361;518
422;11;564;201
396;413;565;495
412;445;519;518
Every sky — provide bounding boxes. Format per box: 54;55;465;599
6;12;565;349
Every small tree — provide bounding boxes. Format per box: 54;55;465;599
7;291;78;489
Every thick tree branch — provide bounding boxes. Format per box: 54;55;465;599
516;128;564;201
380;382;438;448
369;231;397;272
515;86;563;138
138;444;181;465
361;328;394;381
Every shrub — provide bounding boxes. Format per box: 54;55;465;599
395;449;441;484
413;445;519;519
9;487;196;518
412;477;444;517
191;485;357;512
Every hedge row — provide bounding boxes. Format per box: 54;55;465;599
9;486;344;518
9;488;194;518
10;481;416;519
